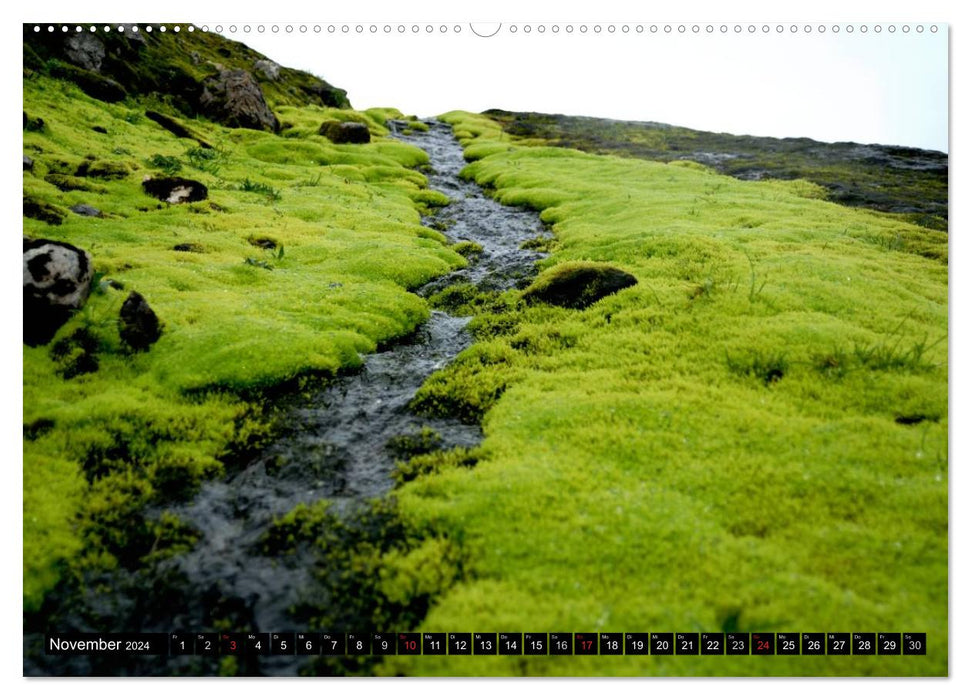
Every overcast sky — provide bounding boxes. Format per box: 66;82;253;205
217;22;948;152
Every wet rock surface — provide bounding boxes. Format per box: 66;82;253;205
24;121;548;676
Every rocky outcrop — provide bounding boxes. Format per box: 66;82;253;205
254;59;280;81
319;120;370;144
63;32;105;72
199;69;280;132
522;262;638;309
119;291;162;351
23;237;93;346
142;177;208;204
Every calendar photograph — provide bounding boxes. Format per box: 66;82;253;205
21;14;948;678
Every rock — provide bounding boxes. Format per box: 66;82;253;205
522;262;638;309
23;196;68;225
254;59;280;81
92;126;108;134
142;176;208;204
23;237;93;346
318;120;370;144
24;155;34;171
198;69;280;132
63;32;105;72
119;291;162;351
70;204;103;218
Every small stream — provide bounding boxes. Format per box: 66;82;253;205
25;120;548;676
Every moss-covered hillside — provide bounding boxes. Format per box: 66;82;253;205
22;27;461;613
484;109;948;231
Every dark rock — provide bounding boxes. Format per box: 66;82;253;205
198;69;280;132
145;110;213;148
23;155;34;171
23;196;68;225
23;237;93;346
70;204;103;218
92;126;108;134
318;120;370;144
63;32;105;72
119;291;162;351
142;177;209;204
522;263;638;309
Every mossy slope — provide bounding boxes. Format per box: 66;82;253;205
380;111;947;676
22;56;460;611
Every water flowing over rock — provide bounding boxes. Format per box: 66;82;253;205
199;69;280;133
23;237;93;346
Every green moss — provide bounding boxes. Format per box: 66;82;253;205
21;70;463;610
376;111;948;677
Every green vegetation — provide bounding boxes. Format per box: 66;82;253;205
376;111;947;676
483;109;948;230
22;70;463;611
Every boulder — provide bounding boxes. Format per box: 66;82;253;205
70;204;103;218
144;110;212;148
23;237;93;346
301;82;349;108
318;120;370;144
142;176;208;204
119;291;162;351
63;32;105;72
23;155;34;171
198;69;280;132
521;262;638;309
254;59;281;81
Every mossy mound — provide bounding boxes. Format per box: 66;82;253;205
521;262;637;309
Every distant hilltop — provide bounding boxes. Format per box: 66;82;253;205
485;109;948;230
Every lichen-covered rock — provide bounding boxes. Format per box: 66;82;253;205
119;291;162;351
23;237;93;346
254;59;280;81
142;176;208;204
199;69;280;132
318;120;370;144
522;262;638;309
63;32;105;72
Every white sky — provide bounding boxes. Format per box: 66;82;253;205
215;23;948;152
